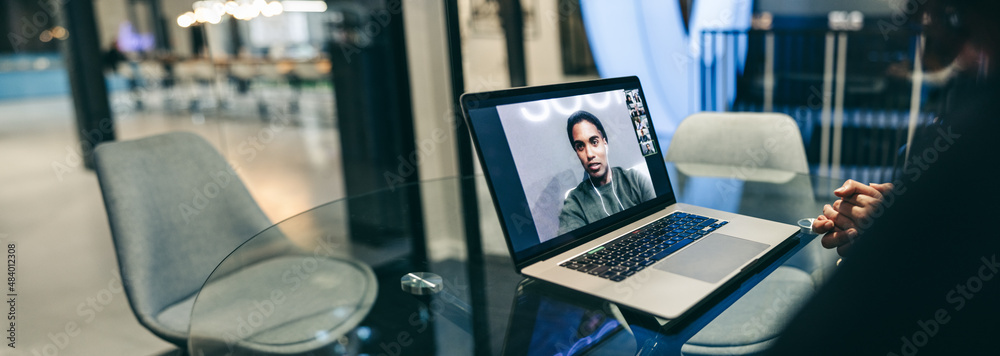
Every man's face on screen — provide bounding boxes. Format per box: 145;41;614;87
571;121;609;184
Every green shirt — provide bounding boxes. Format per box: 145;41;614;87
557;167;656;235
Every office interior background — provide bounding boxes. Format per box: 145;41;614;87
1;0;936;354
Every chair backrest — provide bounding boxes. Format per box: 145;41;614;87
229;61;258;80
138;61;166;80
666;112;808;179
94;132;271;344
292;61;324;80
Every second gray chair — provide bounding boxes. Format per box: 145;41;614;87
665;112;837;356
666;112;808;182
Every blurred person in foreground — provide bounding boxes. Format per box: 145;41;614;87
769;0;1000;354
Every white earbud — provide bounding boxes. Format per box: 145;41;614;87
589;141;625;217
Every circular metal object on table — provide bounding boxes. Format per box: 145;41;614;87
798;218;816;234
401;272;444;295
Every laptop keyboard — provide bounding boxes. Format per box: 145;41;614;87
558;212;728;282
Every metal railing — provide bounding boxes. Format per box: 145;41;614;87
699;29;937;183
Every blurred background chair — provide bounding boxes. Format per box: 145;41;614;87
256;60;294;116
226;60;258;115
665;112;839;356
667;112;808;183
173;60;217;113
114;61;143;112
137;60;167;109
93;131;274;347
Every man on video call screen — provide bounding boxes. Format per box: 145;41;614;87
557;110;655;234
495;89;658;245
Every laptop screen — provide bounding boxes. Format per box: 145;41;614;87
464;77;676;265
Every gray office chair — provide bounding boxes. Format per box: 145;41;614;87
93;132;274;347
96;132;378;354
666;112;838;355
666;112;808;183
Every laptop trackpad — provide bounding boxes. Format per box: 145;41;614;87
653;234;769;284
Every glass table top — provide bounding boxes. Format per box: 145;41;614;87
187;163;844;355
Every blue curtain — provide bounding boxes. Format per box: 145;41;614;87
580;0;753;151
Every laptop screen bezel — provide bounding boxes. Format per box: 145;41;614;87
461;76;678;271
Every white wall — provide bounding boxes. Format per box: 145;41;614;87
458;0;570;90
403;0;458;182
525;0;567;85
403;0;465;261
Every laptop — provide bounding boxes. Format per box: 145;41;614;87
460;76;800;321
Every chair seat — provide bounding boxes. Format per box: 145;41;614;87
681;266;815;355
185;255;378;354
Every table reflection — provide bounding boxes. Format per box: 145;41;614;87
184;168;842;355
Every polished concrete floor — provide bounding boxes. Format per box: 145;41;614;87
0;90;351;355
